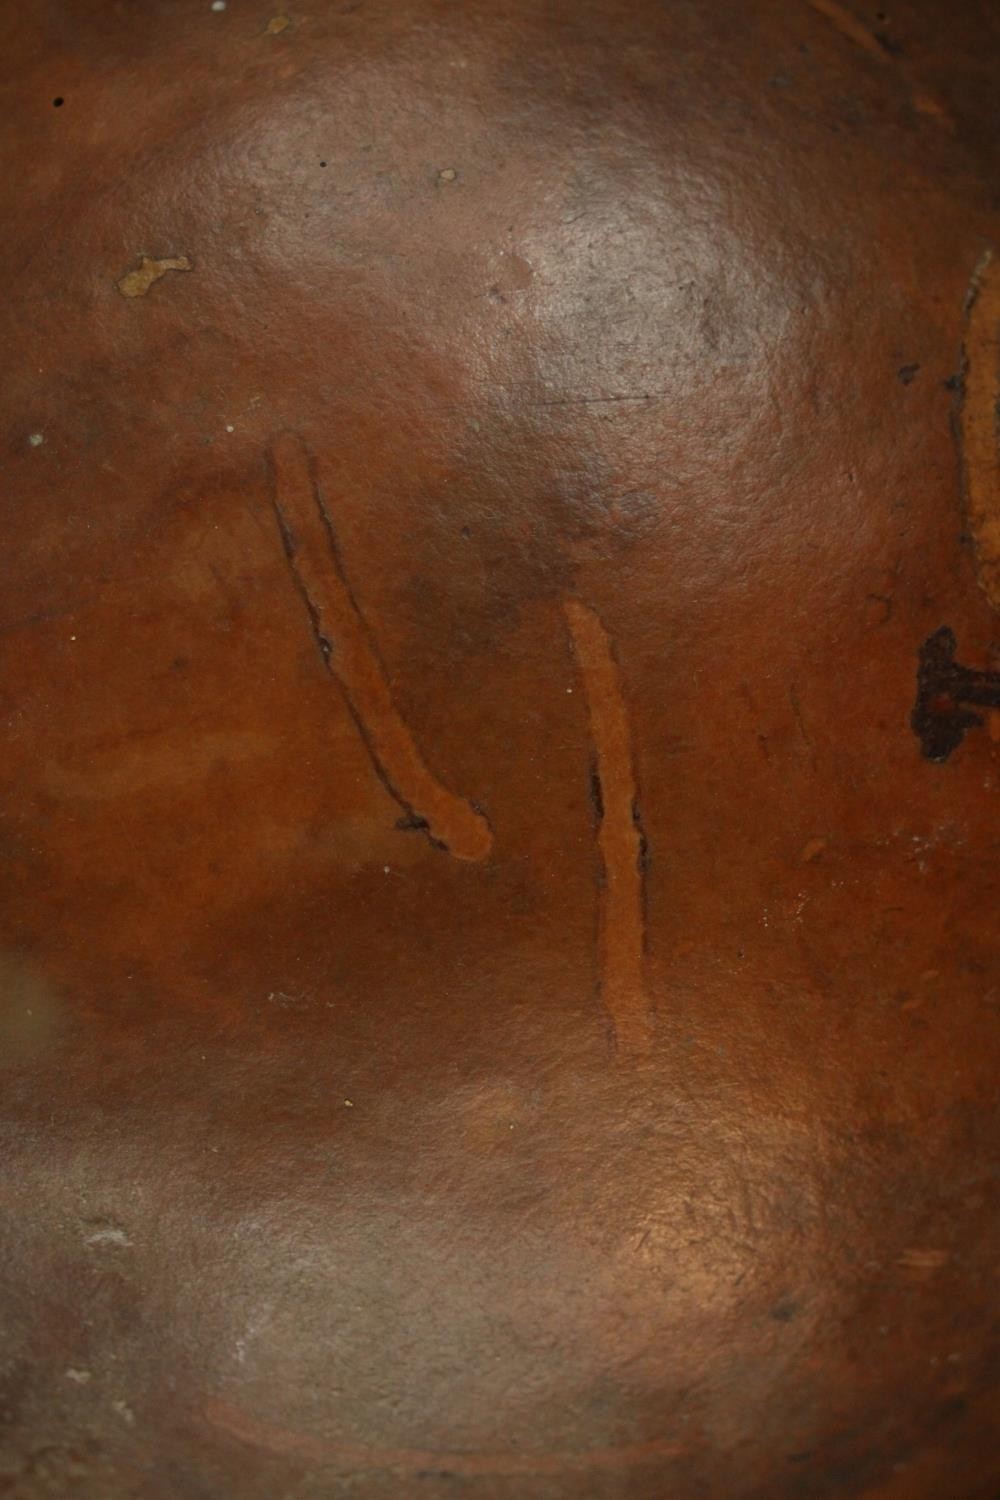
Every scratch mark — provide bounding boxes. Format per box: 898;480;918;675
534;392;661;408
897;1246;949;1273
563;597;652;1058
808;0;890;59
806;0;954;130
116;255;192;298
788;685;817;768
205;1398;687;1475
959;248;1000;611
270;432;492;861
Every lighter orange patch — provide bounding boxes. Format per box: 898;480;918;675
563;597;652;1058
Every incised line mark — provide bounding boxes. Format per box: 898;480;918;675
563;597;652;1058
911;625;1000;761
959;248;1000;611
806;0;954;129
270;431;492;861
205;1397;687;1476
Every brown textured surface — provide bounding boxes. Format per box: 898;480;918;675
1;1;999;1496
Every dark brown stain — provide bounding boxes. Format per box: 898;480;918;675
911;626;1000;761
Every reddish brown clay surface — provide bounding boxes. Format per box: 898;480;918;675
1;2;999;1496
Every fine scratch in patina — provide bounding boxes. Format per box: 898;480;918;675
959;248;1000;611
205;1397;687;1476
563;596;652;1058
270;431;492;861
806;0;954;129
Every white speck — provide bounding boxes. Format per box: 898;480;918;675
344;1099;354;1107
65;1368;91;1384
566;687;573;693
112;1399;135;1425
383;865;390;874
438;167;458;183
83;1227;131;1247
225;424;234;432
211;0;226;9
69;635;76;641
28;433;44;447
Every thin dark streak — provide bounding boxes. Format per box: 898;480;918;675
959;248;1000;610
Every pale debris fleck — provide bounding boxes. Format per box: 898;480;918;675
28;432;44;447
117;255;193;299
65;1368;92;1384
265;14;291;32
82;1226;131;1248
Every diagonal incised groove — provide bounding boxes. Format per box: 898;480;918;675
270;431;492;862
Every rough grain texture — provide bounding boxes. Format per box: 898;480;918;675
1;1;998;1497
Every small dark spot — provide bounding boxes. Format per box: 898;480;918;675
865;592;893;626
770;1297;799;1323
897;363;919;385
320;160;327;167
460;525;471;538
736;949;745;960
52;96;64;107
943;372;963;393
171;656;190;672
874;30;904;56
632;798;651;872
